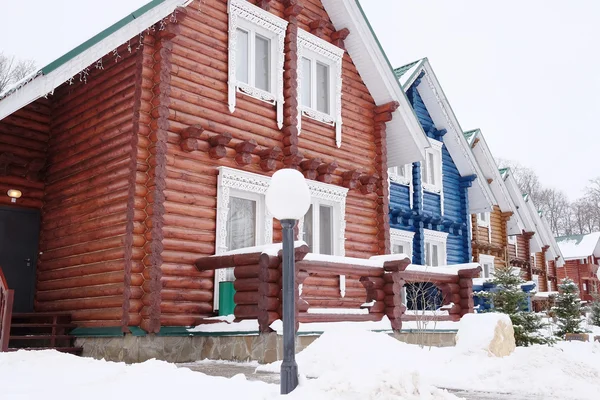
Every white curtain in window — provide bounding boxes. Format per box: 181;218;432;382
227;197;257;251
255;35;270;91
319;204;333;255
236;29;249;84
316;62;329;113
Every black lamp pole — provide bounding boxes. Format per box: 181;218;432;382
280;218;298;394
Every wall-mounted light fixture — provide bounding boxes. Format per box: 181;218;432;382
7;189;22;203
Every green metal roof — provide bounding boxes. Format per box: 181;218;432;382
463;129;480;145
42;0;166;74
393;60;420;79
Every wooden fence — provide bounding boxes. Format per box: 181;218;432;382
0;266;14;352
195;244;481;332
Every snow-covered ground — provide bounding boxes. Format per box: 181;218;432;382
3;318;600;399
257;325;600;400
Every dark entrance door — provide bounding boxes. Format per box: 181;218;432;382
0;206;40;312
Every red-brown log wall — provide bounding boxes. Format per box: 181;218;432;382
137;0;384;327
35;42;141;328
0;100;51;209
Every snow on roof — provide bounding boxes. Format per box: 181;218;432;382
556;232;600;260
407;263;480;276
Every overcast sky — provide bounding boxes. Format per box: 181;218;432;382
0;0;598;199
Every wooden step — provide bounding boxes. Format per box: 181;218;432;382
6;347;83;355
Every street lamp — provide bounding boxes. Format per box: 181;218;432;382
265;168;311;395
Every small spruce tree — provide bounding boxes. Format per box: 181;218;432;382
479;263;552;346
589;296;600;327
553;278;586;337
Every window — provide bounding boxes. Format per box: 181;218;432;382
477;212;490;227
228;0;287;128
297;28;344;147
508;235;516;245
421;139;442;193
303;203;335;255
215;167;348;309
236;29;271;92
423;229;448;266
388;164;412;186
479;254;495;278
532;274;540;290
390;229;415;258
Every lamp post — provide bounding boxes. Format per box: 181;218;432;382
265;169;311;395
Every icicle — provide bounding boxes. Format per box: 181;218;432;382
127;40;132;53
137;32;145;50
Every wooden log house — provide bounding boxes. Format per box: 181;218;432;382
556;232;600;302
387;59;494;270
463;129;526;278
0;0;438;340
500;167;564;292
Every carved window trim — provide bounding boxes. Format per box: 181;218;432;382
390;228;415;258
228;0;287;129
297;180;348;257
214;167;348;309
423;229;448;267
422;138;443;194
297;28;344;148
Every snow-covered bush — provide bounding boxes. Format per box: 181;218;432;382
589;297;600;327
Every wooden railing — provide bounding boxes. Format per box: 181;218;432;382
195;244;481;332
0;266;14;352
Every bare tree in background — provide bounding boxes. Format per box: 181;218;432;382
0;53;37;94
497;158;543;204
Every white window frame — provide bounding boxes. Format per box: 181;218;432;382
390;229;415;258
297;181;348;257
479;254;495;278
421;139;443;194
508;235;516;245
388;164;414;208
301;199;340;256
423;229;448;266
477;212;490;228
297;28;344;148
228;0;287;128
215;167;349;309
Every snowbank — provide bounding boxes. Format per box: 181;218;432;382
0;349;458;400
259;327;600;400
456;313;515;357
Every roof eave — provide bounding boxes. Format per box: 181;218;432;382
0;0;189;121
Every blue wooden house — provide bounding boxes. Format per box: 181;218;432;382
390;58;495;268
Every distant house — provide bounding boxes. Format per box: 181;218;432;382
501;168;564;291
389;58;494;268
463;129;525;278
556;232;600;301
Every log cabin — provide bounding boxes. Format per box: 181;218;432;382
463;128;526;278
501;168;564;292
388;58;494;269
556;232;600;302
0;0;448;355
